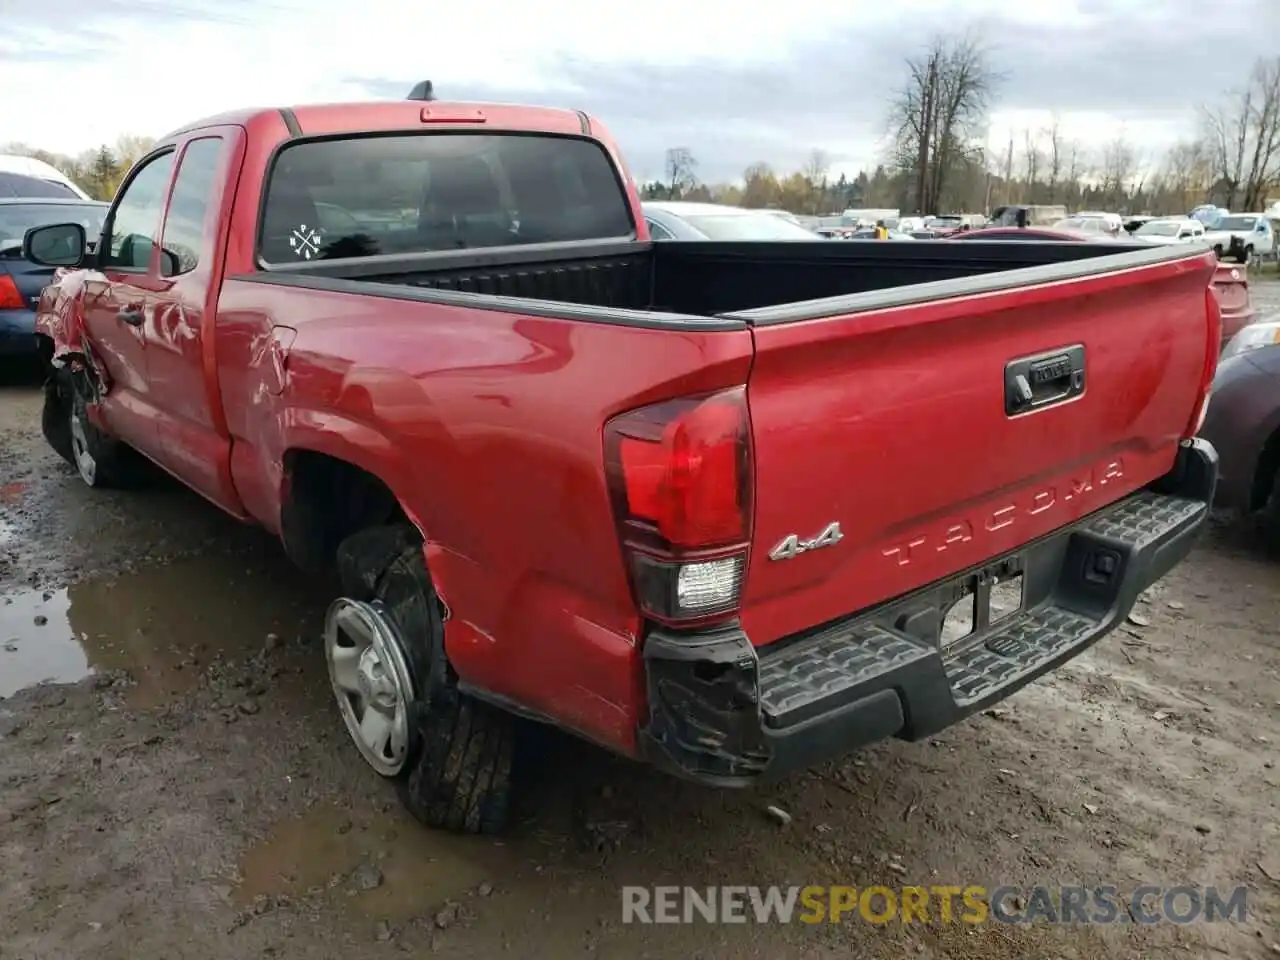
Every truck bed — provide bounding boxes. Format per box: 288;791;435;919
241;238;1168;324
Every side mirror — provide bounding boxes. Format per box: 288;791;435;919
159;248;181;277
24;222;88;267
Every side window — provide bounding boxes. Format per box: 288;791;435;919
646;218;675;240
160;138;224;277
103;152;175;271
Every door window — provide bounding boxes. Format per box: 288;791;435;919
160;138;224;277
646;218;675;240
102;152;175;271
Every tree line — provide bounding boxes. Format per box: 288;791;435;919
2;136;156;201
7;44;1278;218
645;44;1280;217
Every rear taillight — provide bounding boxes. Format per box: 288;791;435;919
1187;286;1223;438
604;387;752;626
0;274;23;310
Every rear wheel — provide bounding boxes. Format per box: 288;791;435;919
41;370;75;466
329;525;514;834
63;372;150;488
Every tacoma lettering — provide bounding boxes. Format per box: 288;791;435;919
882;459;1125;567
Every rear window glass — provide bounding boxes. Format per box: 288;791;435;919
259;133;635;264
0;202;107;249
0;173;78;199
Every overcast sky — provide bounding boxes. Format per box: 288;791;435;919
3;0;1276;183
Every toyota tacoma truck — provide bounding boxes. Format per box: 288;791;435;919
25;93;1220;834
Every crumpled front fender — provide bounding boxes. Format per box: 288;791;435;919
34;272;101;385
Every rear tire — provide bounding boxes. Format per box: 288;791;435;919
65;374;149;489
41;370;75;467
331;525;514;834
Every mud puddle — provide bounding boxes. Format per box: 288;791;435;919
1;551;326;705
236;804;517;922
1;588;86;697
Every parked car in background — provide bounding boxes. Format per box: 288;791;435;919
0;155;92;200
946;226;1105;243
989;204;1068;227
1123;215;1156;233
642;201;819;240
1131;218;1206;245
1190;204;1227;224
1203;213;1273;264
845;227;917;241
0;197;107;360
1069;212;1124;235
948;224;1251;351
752;208;804;226
921;214;968;236
1198;321;1280;520
1052;216;1121;238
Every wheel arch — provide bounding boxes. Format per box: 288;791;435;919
1250;419;1280;512
279;443;419;574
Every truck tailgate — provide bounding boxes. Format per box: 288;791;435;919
738;251;1216;646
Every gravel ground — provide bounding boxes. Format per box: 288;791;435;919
2;335;1279;959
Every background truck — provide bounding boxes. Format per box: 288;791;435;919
25;95;1220;834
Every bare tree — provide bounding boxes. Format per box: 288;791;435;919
1099;134;1137;208
1001;135;1014;204
800;149;831;213
1161;140;1213;211
1199;58;1280;209
887;33;1001;214
801;149;830;186
663;147;698;200
1021;129;1043;200
1045;115;1063;201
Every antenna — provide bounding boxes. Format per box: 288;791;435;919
407;81;436;102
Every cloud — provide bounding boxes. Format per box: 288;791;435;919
3;0;1276;181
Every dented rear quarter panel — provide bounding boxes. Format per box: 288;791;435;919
213;276;755;753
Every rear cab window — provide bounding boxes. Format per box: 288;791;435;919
258;133;635;264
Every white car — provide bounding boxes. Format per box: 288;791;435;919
0;154;91;200
1203;213;1273;264
1052;216;1122;238
642;202;820;240
1071;211;1124;234
1130;218;1206;245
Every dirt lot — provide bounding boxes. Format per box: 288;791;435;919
2;287;1280;958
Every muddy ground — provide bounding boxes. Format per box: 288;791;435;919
2;282;1279;960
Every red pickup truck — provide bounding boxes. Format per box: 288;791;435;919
25;96;1220;835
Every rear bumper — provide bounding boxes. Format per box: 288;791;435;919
0;309;38;357
1219;305;1255;351
639;439;1218;786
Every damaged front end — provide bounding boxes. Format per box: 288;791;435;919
639;623;770;785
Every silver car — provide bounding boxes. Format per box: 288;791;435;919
641;201;820;240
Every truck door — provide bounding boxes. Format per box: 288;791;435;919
143;132;248;517
80;150;175;454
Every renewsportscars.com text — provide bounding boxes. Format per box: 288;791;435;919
621;885;1248;925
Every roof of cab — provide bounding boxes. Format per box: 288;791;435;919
158;100;591;146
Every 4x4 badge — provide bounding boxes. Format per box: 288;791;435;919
769;522;844;561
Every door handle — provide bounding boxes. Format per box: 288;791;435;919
117;306;144;327
1005;345;1086;416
